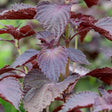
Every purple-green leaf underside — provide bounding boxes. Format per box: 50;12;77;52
11;49;38;68
60;91;98;112
34;1;71;41
67;48;90;65
23;69;80;112
38;46;68;81
0;77;22;110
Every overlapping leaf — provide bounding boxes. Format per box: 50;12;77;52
0;77;22;110
23;69;80;112
86;67;112;85
0;66;25;80
67;48;90;65
93;90;112;112
83;0;99;7
34;1;71;41
0;66;15;75
0;25;35;40
11;49;39;68
38;46;68;81
60;91;98;112
0;3;36;19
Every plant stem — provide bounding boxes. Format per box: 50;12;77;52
15;39;22;55
46;106;49;112
60;73;63;81
72;36;78;72
15;39;28;74
65;24;70;78
69;27;90;41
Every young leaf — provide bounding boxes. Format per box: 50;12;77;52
86;67;112;85
67;48;90;65
0;104;4;112
34;1;71;41
0;3;36;19
60;91;98;112
38;46;68;81
93;90;112;112
36;31;56;48
23;69;80;112
93;17;112;41
11;49;39;68
0;77;22;110
0;25;35;40
83;0;99;7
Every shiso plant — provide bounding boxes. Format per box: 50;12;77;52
0;0;112;112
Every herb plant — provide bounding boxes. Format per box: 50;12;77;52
0;0;112;112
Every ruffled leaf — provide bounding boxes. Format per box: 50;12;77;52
34;1;71;41
67;48;90;65
0;3;36;19
60;91;98;112
83;0;99;7
0;25;35;40
38;46;68;81
11;49;39;68
0;77;22;110
23;69;80;112
86;67;112;85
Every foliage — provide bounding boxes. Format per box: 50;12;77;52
0;0;112;112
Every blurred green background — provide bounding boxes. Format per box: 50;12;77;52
0;0;112;112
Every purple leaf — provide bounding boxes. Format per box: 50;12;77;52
0;3;36;19
0;66;15;75
93;90;112;112
0;25;35;40
23;69;80;112
67;48;90;65
11;49;39;68
93;17;112;41
0;71;25;80
60;91;98;112
0;66;25;80
38;46;68;81
0;77;22;110
34;1;71;41
86;67;112;85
